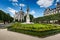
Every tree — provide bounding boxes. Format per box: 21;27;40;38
34;13;60;24
0;10;13;24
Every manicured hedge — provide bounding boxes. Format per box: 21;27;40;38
7;23;60;37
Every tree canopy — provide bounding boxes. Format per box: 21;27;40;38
0;10;13;23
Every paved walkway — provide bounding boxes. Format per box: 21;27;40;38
0;23;12;29
0;29;60;40
0;23;60;40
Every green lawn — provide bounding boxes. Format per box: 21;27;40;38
7;22;60;37
0;20;3;23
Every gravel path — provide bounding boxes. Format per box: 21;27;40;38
0;29;60;40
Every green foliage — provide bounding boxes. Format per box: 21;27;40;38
34;13;60;23
8;23;60;31
0;10;13;23
7;23;60;37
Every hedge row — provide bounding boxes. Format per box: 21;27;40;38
7;23;60;37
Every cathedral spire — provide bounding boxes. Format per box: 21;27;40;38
20;6;23;10
27;5;29;12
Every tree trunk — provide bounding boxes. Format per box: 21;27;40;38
4;20;5;24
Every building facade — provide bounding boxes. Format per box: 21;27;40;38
44;2;60;16
14;6;30;22
14;7;25;22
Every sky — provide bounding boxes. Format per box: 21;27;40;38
0;0;60;18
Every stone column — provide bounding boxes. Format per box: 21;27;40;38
14;12;16;22
14;15;15;22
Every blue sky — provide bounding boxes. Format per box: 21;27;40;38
0;0;60;18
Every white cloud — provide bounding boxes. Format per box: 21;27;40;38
19;4;25;7
56;0;59;2
8;7;16;14
34;15;39;18
37;0;54;8
55;0;59;6
32;15;36;18
30;10;35;14
12;3;18;6
10;0;18;2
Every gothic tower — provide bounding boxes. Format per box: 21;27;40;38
18;6;24;22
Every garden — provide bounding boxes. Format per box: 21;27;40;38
7;22;60;37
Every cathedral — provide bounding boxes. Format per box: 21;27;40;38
44;2;60;16
14;6;29;22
